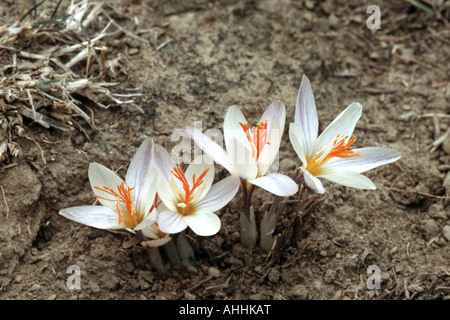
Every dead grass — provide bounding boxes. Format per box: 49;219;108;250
0;0;145;162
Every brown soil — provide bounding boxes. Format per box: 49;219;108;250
1;0;449;301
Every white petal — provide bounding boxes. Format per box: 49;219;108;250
125;138;155;197
59;205;122;230
324;147;401;173
300;167;325;194
153;143;176;182
141;237;172;248
227;136;258;181
157;210;188;234
185;155;215;202
289;122;307;166
295;75;319;156
314;102;362;154
135;168;158;217
141;223;168;240
259;101;286;134
196;175;240;212
257;120;282;176
223;105;251;153
184;209;221;236
157;176;179;212
88;162;124;210
135;201;159;231
186;126;233;174
249;173;298;196
321;168;376;190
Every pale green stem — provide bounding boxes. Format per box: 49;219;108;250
240;205;257;248
136;230;165;274
164;238;183;267
240;181;257;248
260;169;304;252
147;246;165;274
260;201;279;253
177;232;196;266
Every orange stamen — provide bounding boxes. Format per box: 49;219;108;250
171;166;209;216
94;182;140;228
306;134;361;176
239;120;270;161
149;193;162;214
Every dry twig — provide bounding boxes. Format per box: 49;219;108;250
0;0;145;162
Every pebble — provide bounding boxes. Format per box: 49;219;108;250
324;269;336;284
442;225;450;242
207;267;221;278
128;48;140;55
268;269;280;283
184;291;196;300
14;275;24;283
186;265;198;273
31;284;41;291
290;284;308;299
402;104;412;111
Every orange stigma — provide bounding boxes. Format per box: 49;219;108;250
171;166;209;216
94;182;145;229
239;120;271;161
306;134;361;176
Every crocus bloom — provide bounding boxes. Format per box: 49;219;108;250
289;75;401;194
186;102;298;197
59;138;171;247
156;148;240;237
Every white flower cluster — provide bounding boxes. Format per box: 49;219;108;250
59;75;400;269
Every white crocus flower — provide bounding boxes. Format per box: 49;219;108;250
156;148;240;237
59;138;171;247
186;102;298;197
289;75;401;194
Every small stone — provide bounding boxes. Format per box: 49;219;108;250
184;291;196;300
207;267;220;278
328;14;340;28
290;284;308;299
128;48;140;55
14;275;24;283
402;104;412;111
319;250;328;257
31;284;41;291
254;266;263;274
442;225;450;242
324;269;336;284
268;268;280;283
186;265;198;273
305;0;315;9
428;203;448;220
418;218;439;240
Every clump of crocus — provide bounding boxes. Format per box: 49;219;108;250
59;138;170;273
187;102;298;248
155;145;240;237
289;75;401;194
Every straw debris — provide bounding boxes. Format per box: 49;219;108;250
0;0;145;162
